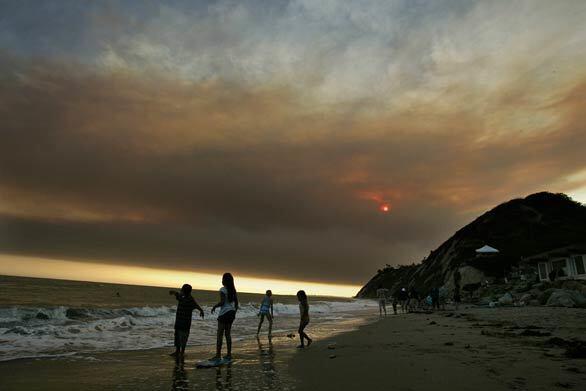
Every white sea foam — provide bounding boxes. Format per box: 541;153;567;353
0;300;376;361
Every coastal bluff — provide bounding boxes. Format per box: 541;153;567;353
357;192;586;299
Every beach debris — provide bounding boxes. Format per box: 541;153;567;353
329;354;336;359
327;343;336;350
565;341;586;359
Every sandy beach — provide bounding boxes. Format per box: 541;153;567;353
0;313;374;390
2;305;584;390
290;306;586;391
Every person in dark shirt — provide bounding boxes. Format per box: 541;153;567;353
169;284;204;358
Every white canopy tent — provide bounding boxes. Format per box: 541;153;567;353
475;245;500;254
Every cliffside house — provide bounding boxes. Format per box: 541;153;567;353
521;244;586;281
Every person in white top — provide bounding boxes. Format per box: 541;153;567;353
376;285;389;317
256;290;274;338
211;273;239;360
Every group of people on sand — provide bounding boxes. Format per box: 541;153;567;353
376;282;461;316
169;272;312;361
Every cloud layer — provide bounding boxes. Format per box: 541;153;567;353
1;0;585;284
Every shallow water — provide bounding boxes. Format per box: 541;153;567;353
0;275;376;361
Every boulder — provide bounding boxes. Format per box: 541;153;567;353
498;292;514;305
546;289;586;308
519;293;534;305
561;280;586;296
459;266;487;286
539;288;557;305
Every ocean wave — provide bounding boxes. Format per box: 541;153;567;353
0;300;376;361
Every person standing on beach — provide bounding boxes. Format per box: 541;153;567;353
453;269;462;310
430;287;440;311
169;284;204;358
211;273;238;360
398;288;409;313
376;285;389;317
256;290;274;338
408;287;420;312
296;290;312;348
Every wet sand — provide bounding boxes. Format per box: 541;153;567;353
0;315;374;390
289;306;586;391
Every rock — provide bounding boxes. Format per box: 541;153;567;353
429;321;437;325
327;343;336;350
35;312;50;320
519;293;534;304
546;289;586;308
459;266;487;286
539;288;557;305
444;342;454;346
565;341;586;359
498;292;514;305
329;354;337;359
561;280;586;296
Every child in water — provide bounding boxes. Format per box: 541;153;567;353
169;284;204;358
211;273;238;360
256;290;274;338
296;290;312;348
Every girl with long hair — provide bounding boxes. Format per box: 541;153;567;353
211;273;238;360
296;290;312;348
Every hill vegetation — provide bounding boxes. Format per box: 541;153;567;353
357;192;586;298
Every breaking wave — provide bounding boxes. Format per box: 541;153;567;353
0;300;376;361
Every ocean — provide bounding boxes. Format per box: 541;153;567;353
0;275;377;362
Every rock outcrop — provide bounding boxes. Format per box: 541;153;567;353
357;192;586;298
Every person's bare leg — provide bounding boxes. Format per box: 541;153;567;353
225;322;232;359
298;323;305;347
298;321;311;347
256;314;264;335
268;314;273;337
215;322;225;359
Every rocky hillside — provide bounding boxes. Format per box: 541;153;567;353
357;192;586;298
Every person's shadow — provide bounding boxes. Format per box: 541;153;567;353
214;364;233;391
171;358;189;391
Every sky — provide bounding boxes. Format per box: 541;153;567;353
0;0;585;295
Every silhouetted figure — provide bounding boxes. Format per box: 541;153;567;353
211;273;238;360
257;290;274;337
169;284;204;358
431;287;440;311
296;290;312;348
398;287;409;313
376;285;389;317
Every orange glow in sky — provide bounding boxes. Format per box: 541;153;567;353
0;255;360;297
380;203;391;213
